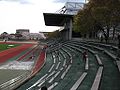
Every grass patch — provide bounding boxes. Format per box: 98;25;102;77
0;44;20;51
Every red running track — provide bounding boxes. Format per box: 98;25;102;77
17;46;37;61
31;50;45;76
0;44;34;64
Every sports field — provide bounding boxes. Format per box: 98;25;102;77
0;43;20;51
0;41;44;90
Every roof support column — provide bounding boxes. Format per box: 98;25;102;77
69;19;72;40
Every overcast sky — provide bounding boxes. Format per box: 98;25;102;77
0;0;85;34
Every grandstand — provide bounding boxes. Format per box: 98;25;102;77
16;39;120;90
0;34;119;90
43;1;85;40
0;1;120;90
16;1;120;90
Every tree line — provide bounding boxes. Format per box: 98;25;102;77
73;0;120;43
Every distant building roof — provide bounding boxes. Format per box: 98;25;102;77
16;29;29;32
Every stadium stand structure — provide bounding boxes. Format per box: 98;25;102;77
7;1;120;90
16;39;120;90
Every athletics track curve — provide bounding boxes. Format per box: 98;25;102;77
0;42;34;64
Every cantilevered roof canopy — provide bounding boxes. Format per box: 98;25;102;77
43;13;73;26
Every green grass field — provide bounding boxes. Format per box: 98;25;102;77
0;44;20;51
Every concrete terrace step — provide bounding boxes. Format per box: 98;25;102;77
94;54;103;66
85;57;89;70
91;67;103;90
70;72;87;90
104;50;117;60
116;61;120;72
63;44;83;53
77;41;118;61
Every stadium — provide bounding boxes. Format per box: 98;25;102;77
0;0;120;90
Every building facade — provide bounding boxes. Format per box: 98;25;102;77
16;29;30;34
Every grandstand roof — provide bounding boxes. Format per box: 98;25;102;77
43;13;73;26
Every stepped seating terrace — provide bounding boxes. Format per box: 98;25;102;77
17;40;120;90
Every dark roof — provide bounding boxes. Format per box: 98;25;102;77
43;13;73;26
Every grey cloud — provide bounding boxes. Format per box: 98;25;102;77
54;0;67;3
0;0;32;4
54;0;85;3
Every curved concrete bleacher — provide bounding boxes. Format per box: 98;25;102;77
71;40;120;90
20;42;72;90
72;41;118;61
81;41;116;57
65;41;103;90
78;41;120;71
87;41;120;74
38;45;76;89
34;41;101;90
49;40;118;90
34;51;60;89
63;44;89;71
25;41;84;90
54;45;85;90
85;41;118;58
17;40;120;90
